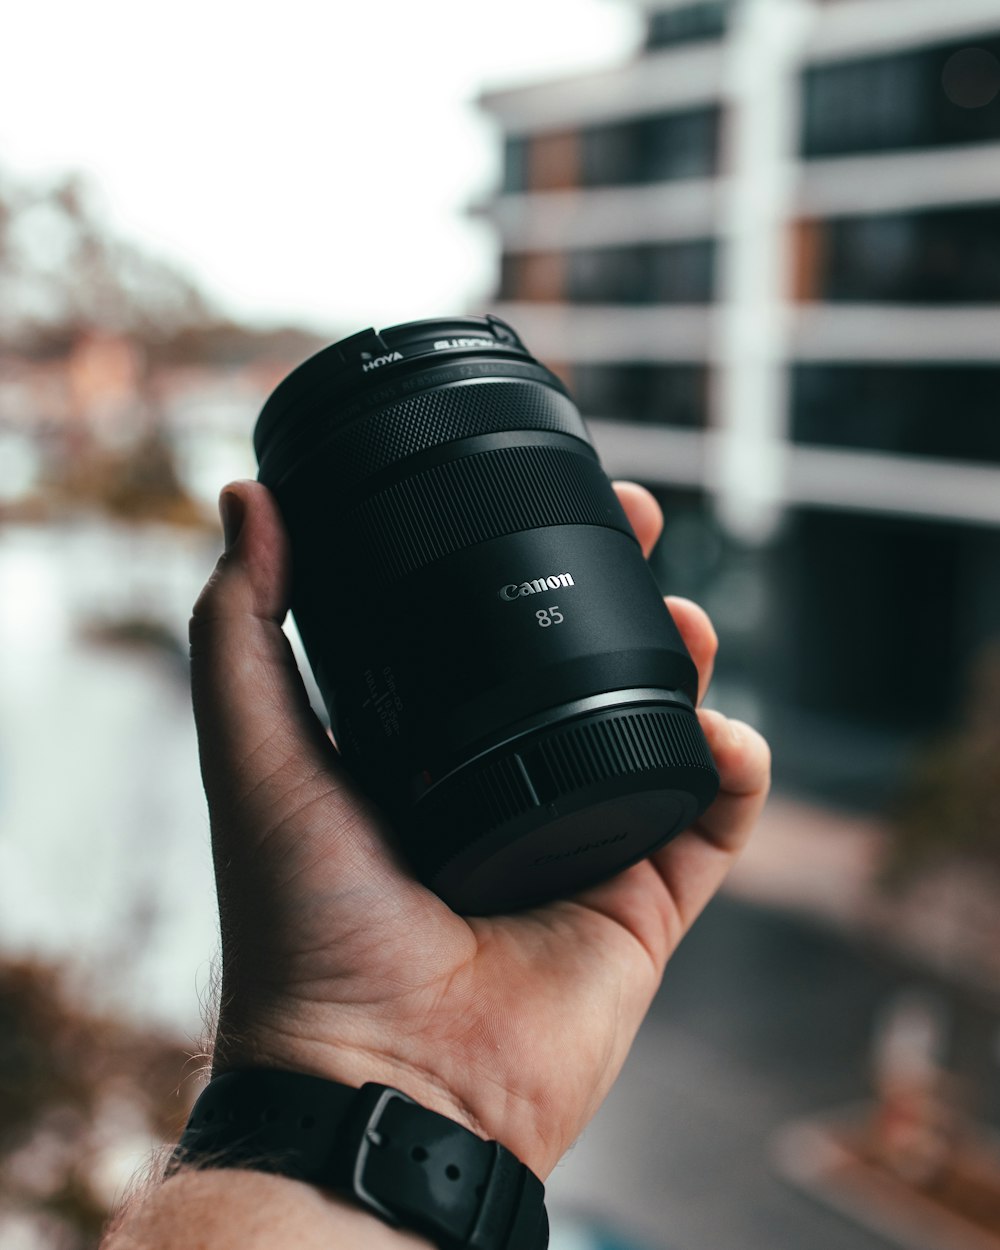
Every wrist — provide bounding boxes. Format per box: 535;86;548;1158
106;1168;434;1249
211;1018;489;1140
170;1070;549;1250
210;1006;557;1178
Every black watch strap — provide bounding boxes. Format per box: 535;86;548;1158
172;1070;548;1250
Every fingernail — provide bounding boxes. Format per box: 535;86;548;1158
219;489;245;552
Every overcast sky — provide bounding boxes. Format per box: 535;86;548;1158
3;0;640;334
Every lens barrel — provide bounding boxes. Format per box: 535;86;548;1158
254;315;719;914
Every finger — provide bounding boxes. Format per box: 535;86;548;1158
609;484;717;702
613;481;662;558
665;596;718;705
189;481;354;823
557;707;769;1005
649;708;771;932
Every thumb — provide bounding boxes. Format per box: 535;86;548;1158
189;480;346;827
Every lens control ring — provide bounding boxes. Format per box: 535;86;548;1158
413;702;719;912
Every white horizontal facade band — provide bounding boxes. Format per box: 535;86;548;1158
479;44;725;132
626;0;722;10
489;302;1000;364
482;180;721;249
798;144;1000;218
483;144;1000;249
487;302;714;362
785;445;1000;528
588;419;707;488
791;305;1000;363
586;422;1000;529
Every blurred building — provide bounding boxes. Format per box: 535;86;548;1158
479;0;1000;808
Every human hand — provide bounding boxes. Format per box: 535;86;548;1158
188;479;770;1179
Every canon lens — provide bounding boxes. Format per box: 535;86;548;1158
254;315;719;914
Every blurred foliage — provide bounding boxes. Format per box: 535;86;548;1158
0;956;195;1249
0;166;326;528
0;171;208;353
0;165;324;363
887;642;1000;884
53;429;207;527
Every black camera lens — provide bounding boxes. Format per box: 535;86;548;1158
254;315;719;914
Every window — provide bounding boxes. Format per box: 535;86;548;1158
503;110;720;196
500;242;714;304
566;247;647;303
566;241;715;303
570;364;708;424
646;2;732;50
580;108;720;186
803;54;926;156
502;137;529;194
813;206;1000;303
802;37;1000;157
776;509;967;732
580;121;642;187
792;365;1000;464
639;110;720;181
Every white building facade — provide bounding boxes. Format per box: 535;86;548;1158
479;0;1000;804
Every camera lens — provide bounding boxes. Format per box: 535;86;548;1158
254;315;719;914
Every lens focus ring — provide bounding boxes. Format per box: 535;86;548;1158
346;444;633;587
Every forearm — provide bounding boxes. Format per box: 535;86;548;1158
103;1169;433;1250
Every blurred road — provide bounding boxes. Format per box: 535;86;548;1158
548;895;1000;1250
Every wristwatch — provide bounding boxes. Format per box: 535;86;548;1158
172;1070;548;1249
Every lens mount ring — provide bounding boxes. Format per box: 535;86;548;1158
411;701;719;913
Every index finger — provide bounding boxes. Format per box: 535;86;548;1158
612;481;717;704
613;480;663;558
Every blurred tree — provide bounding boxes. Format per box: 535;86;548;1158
0;957;194;1249
888;642;1000;882
0;171;210;353
0;166;326;524
0;166;325;364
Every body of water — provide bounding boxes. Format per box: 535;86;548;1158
0;517;221;1033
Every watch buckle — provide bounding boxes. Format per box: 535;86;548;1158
348;1083;416;1226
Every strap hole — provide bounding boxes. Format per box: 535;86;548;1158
299;1115;316;1129
446;1164;461;1181
411;1146;428;1162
